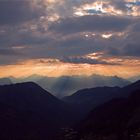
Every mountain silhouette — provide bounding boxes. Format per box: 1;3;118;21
64;80;140;117
73;80;140;140
63;86;121;115
0;79;139;140
0;82;78;140
122;80;140;96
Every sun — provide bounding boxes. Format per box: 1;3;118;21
95;0;103;11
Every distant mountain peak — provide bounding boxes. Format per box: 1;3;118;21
124;79;140;90
9;74;131;97
0;77;12;85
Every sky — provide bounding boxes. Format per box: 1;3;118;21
0;0;140;78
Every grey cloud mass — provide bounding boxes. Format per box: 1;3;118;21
0;0;43;25
0;0;140;65
60;56;117;65
0;49;20;55
49;15;133;34
123;43;140;57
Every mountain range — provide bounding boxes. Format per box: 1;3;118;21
9;74;130;98
63;80;140;117
74;81;140;140
0;78;12;85
128;74;140;82
0;78;139;139
0;82;79;140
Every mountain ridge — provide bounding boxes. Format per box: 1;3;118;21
75;88;140;140
9;74;131;97
0;82;80;139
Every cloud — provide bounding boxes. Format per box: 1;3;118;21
111;0;127;11
0;0;139;67
60;56;117;65
0;49;20;55
0;0;43;25
123;43;140;57
49;15;133;34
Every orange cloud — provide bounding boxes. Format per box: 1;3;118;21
0;58;140;78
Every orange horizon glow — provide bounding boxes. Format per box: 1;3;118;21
0;58;140;78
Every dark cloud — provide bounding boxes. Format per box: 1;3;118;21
105;42;140;58
0;55;22;65
106;47;121;56
111;0;127;11
123;43;140;57
60;56;117;65
0;0;42;25
131;22;140;32
0;49;20;55
49;15;133;34
21;34;109;59
0;0;139;66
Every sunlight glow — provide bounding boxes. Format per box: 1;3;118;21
102;34;112;39
0;58;140;78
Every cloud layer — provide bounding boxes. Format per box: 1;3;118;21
0;0;140;77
